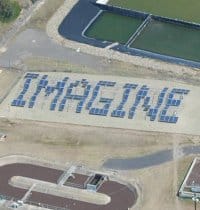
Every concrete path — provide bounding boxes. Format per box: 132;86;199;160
103;145;200;170
0;29;110;71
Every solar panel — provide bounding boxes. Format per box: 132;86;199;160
89;108;94;115
128;111;134;119
150;115;156;121
42;75;48;79
143;105;150;111
159;116;165;122
158;98;163;105
124;83;138;89
167;99;172;106
18;95;23;100
11;100;17;106
58;104;65;111
76;107;82;113
50;103;56;111
24;73;39;79
24;84;29;89
20;101;25;107
161;110;167;115
28;101;35;108
184;90;190;94
103;109;108;116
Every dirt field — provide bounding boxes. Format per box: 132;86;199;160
0;117;199;210
129;156;195;210
24;0;64;30
24;56;200;86
0;69;20;103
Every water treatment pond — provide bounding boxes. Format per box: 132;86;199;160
130;20;200;62
85;11;143;44
109;0;200;24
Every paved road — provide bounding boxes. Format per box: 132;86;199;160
0;28;110;70
103;145;200;170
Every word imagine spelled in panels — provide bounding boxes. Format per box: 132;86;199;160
11;73;190;124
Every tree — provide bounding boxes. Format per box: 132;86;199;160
0;0;13;20
0;0;21;22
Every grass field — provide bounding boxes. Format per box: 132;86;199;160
85;11;143;44
109;0;200;24
130;20;200;62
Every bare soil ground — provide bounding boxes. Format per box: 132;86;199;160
0;118;178;165
24;0;65;30
24;56;200;86
0;69;20;103
128;157;195;210
0;117;198;210
0;23;11;40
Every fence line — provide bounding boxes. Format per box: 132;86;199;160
93;2;200;29
126;14;152;46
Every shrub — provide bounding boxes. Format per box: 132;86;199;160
0;0;21;22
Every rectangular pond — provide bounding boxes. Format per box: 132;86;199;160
109;0;200;24
84;11;144;44
130;20;200;62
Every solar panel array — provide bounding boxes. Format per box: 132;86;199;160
86;81;116;116
10;73;190;124
111;83;138;118
128;85;149;119
11;73;39;107
58;79;91;113
49;77;68;111
147;87;168;121
158;88;190;123
28;75;48;108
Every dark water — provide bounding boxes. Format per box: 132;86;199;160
85;11;143;44
131;20;200;62
109;0;200;24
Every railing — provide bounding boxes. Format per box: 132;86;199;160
93;2;148;19
64;181;83;189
